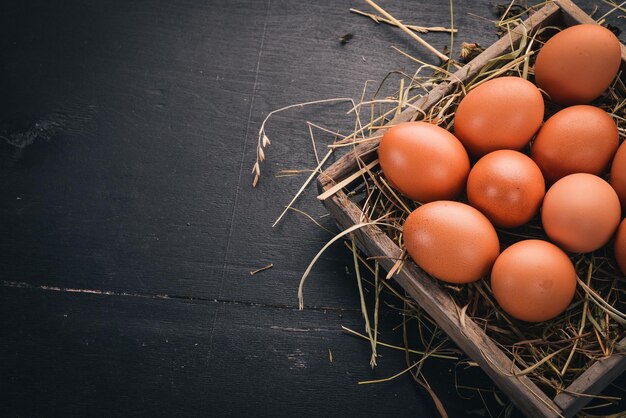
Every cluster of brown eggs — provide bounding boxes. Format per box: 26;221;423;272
378;24;626;323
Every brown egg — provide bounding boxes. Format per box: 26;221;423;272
491;240;576;322
454;76;544;157
378;121;470;202
534;24;621;105
403;201;500;283
615;219;626;275
542;173;621;253
610;141;626;210
467;150;545;228
531;106;619;184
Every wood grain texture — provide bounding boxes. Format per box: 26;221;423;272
0;1;496;416
553;337;626;417
0;285;439;417
0;0;623;417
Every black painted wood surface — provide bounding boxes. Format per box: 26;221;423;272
0;1;622;417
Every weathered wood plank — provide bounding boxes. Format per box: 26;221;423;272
0;285;442;417
554;337;626;417
0;0;622;417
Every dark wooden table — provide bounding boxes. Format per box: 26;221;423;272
0;1;622;417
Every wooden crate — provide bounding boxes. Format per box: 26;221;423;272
317;1;626;417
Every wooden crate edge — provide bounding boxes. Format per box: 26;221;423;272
317;179;561;417
317;1;626;417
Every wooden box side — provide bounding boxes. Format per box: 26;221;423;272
318;184;561;417
318;2;626;417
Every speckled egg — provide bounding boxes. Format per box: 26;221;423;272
467;150;545;228
534;24;622;105
378;121;470;203
491;240;576;322
542;173;621;253
403;201;500;284
454;76;544;157
531;105;619;184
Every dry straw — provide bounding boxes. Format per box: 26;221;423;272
255;0;626;415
